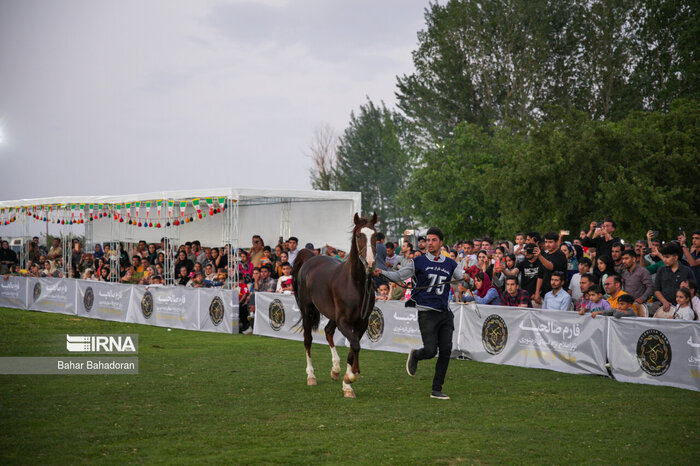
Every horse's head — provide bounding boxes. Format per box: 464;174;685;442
353;212;378;272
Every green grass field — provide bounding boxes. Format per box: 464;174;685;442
0;307;698;465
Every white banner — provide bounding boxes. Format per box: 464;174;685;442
254;293;457;355
608;318;700;392
453;305;608;376
0;276;28;309
127;285;199;331
27;277;77;315
197;287;238;334
76;280;131;322
253;293;347;346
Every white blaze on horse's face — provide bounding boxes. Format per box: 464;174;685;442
360;227;375;268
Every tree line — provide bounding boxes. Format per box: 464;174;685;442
309;0;699;241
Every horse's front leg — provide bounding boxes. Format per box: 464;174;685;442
337;318;360;398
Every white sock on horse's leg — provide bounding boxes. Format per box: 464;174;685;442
344;363;357;383
306;351;316;385
330;346;341;380
342;380;355;398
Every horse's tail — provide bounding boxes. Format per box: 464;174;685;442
292;248;320;331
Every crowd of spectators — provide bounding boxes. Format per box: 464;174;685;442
2;219;699;330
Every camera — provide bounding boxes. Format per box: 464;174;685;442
651;231;659;238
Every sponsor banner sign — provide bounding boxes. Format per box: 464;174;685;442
198;287;237;334
27;277;77;315
127;285;199;330
76;280;131;322
254;292;347;346
454;304;608;376
0;276;28;309
608;318;700;392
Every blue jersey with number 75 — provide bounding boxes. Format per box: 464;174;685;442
407;254;458;312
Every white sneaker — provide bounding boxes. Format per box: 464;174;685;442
242;328;253;335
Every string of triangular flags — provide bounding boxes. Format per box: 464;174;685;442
0;198;229;227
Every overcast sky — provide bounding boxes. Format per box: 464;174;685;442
0;0;431;203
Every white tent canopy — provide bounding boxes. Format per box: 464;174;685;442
1;188;362;251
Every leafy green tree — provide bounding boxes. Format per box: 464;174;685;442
333;99;411;236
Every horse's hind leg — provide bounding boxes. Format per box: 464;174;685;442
325;320;341;381
303;319;316;386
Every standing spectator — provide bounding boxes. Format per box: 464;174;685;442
509;243;541;302
611;242;625;275
513;233;526;259
502;277;531;308
679;230;700;285
249;235;265;267
533;231;567;305
47;238;62;260
146;243;158;264
396;240;414;269
654;243;695;315
560;242;579;288
274;251;289;279
204;263;217;281
569;258;592;301
620;250;654;313
417;236;427;254
543;272;572;311
238;250;254;283
28;238;42;264
0;240;18;274
385;242;400;269
287;236;299;266
374;232;387;273
593;255;616;289
582;218;620;260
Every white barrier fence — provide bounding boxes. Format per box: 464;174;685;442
254;292;700;391
0;276;238;334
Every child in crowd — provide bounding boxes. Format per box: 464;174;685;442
375;283;390;301
586;286;611;315
671;287;696;320
592;293;636;318
275;262;293;293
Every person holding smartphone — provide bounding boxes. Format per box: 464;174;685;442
581;218;620;260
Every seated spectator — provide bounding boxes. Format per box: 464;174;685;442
680;280;700;320
0;240;18;274
260;246;273;267
585;286;612;314
604;275;639;316
654;243;694;315
120;266;139;284
575;273;595;314
274;251;289;279
280;277;294;294
238;250;254;283
98;266;111;282
148;275;164;287
389;281;405;300
176;266;190;286
570;257;592;301
501;277;531;308
28;262;41;277
669;287;696;320
82;268;98;281
174;250;194;274
620;249;654;313
186;271;205;288
204;263;217;281
375;283;390;301
258;265;277;292
543;271;572;311
463;272;501;305
47;238;62;260
592;293;636;319
276;262;293;293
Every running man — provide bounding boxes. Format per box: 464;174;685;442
373;227;466;399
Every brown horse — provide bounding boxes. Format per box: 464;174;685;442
292;212;377;398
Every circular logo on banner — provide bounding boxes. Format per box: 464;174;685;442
482;314;508;355
269;299;285;331
209;296;225;326
141;291;154;319
33;282;41;302
83;287;94;312
637;329;672;376
367;307;384;342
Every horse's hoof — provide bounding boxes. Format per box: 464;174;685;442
343;389;356;398
307;377;317;386
331;369;340;381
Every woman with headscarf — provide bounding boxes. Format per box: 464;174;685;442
560;242;579;288
593;254;615;290
463;272;501;305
